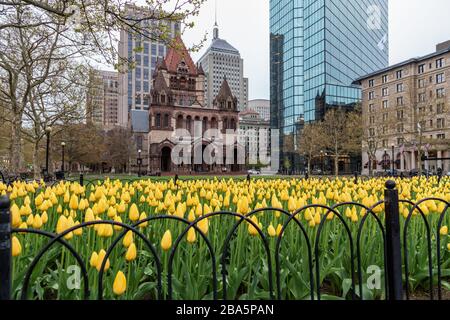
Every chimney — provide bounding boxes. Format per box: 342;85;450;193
436;40;450;52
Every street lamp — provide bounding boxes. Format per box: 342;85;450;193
320;150;324;174
61;142;66;175
391;144;395;173
137;149;142;177
45;126;52;177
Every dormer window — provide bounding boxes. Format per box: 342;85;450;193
228;101;232;109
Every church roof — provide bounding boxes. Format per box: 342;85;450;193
164;36;198;75
215;77;234;101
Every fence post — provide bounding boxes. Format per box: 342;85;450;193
0;195;11;300
384;180;403;300
80;174;84;187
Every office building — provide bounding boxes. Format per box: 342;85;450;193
118;4;180;127
354;41;450;175
270;0;389;169
198;21;249;111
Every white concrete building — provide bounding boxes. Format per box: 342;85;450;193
248;99;270;121
198;22;248;111
238;108;271;166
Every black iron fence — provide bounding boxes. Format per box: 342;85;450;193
0;180;449;300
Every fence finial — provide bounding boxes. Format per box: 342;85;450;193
385;180;396;190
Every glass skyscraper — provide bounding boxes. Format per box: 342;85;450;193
270;0;389;168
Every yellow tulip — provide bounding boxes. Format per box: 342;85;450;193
12;236;22;257
129;204;140;221
248;216;259;236
114;216;123;231
11;204;21;228
276;224;283;237
161;230;172;251
125;243;137;261
74;221;83;236
41;211;48;224
123;231;134;248
197;218;209;235
69;194;79;210
187;227;196;243
440;226;448;236
32;214;43;229
35;194;43;206
96;249;111;272
268;224;276;237
113;271;127;296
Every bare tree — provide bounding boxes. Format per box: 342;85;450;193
0;0;207;65
0;5;91;175
298;122;324;173
317;108;362;176
103;126;137;173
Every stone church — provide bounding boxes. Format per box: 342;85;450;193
132;37;243;174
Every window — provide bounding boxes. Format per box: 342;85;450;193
418;79;425;88
436;73;445;84
382;75;388;84
396;70;403;79
397;83;404;92
397;97;403;106
163;114;169;128
383;113;388;121
368;104;375;112
397;123;404;133
382;87;388;96
383;140;388;148
369;128;375;137
382;100;389;109
437;103;445;114
437;118;445;129
397;110;404;120
437;134;446;140
436;58;444;68
419;93;426;102
437;88;445;98
368;79;374;87
369;116;375;125
155;113;161;127
418;64;425;74
429;119;433;128
398;138;405;145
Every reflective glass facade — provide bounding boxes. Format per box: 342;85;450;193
270;0;389;162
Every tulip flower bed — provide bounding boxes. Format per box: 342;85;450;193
1;176;449;300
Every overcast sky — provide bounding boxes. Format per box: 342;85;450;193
182;0;450;100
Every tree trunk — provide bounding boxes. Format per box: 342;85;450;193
334;155;339;177
368;153;373;176
9;115;22;175
32;140;41;180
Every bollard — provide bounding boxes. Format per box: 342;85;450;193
0;195;11;300
354;171;358;184
80;174;84;187
384;180;403;300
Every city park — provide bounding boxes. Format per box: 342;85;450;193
0;0;449;303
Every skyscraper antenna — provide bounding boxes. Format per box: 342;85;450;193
213;0;219;39
214;0;218;26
